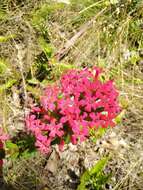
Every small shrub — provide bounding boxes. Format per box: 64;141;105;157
26;67;121;154
77;157;110;190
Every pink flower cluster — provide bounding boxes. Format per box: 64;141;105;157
26;67;120;154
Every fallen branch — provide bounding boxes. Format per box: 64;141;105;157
54;8;107;61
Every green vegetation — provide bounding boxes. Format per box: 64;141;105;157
77;157;110;190
0;0;143;190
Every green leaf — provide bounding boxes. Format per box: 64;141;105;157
27;78;40;85
89;157;108;176
90;127;107;143
0;34;16;43
6;141;19;150
77;170;90;190
64;134;71;144
77;157;109;190
0;79;17;92
21;149;36;159
53;62;75;71
51;62;75;78
115;110;125;124
6;141;19;159
26;85;42;98
38;37;53;58
0;59;8;74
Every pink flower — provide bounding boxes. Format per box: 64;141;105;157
48;123;64;138
35;140;51;154
25;67;121;154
